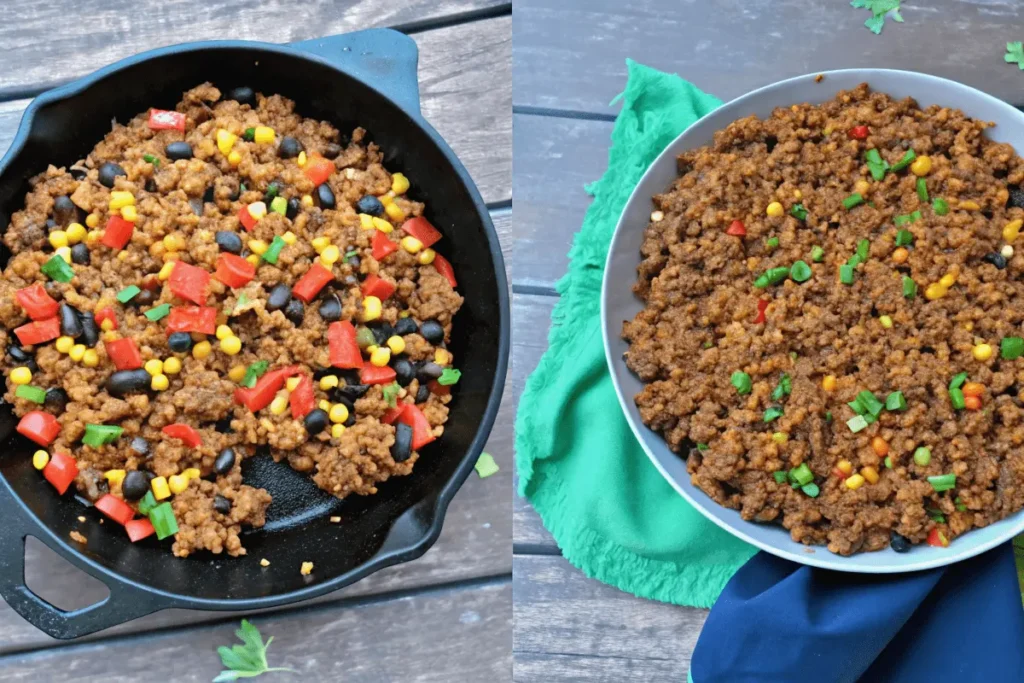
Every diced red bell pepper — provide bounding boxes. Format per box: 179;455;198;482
94;307;118;330
304;155;334;186
289;375;315;419
15;283;59;321
292;263;334;303
238;205;258;231
165;306;217;335
397;403;436;450
848;125;869;140
427;380;451;397
95;494;136;526
832;467;849;480
233;365;301;413
169;261;210;305
382;405;405;425
105;337;143;370
433;253;457;289
360;363;396;385
17;411;61;447
13;317;61;346
148;108;186;131
43;451;78;495
926;528;950;548
361;274;396;301
214;253;256;289
400;216;442;248
726;220;747;237
126;518;156;542
162;423;202;448
371;231;398;261
329;321;363;369
102;214;135;250
754;299;770;324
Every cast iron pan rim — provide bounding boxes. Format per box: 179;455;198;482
0;34;510;609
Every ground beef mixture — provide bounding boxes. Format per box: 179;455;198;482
0;84;462;558
622;83;1024;556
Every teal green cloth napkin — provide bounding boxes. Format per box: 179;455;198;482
515;60;756;608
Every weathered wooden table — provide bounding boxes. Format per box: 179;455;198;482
0;1;510;680
512;1;1024;679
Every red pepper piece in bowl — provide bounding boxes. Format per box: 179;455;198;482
292;263;334;303
289;375;315;419
397;403;436;450
328;321;363;369
233;365;301;412
848;125;869;140
101;214;135;250
433;253;457;289
360;363;396;385
361;274;396;301
94;307;118;331
15;283;59;320
14;317;61;346
726;220;747;237
43;452;78;494
165;306;217;335
162;423;202;448
304;155;334;186
400;216;442;248
214;253;256;288
169;261;210;305
126;518;156;542
17;411;61;447
371;231;398;261
95;494;135;526
148;109;186;131
105;337;143;370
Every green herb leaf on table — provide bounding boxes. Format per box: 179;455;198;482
474;452;500;479
851;0;903;35
1007;42;1024;70
214;619;295;682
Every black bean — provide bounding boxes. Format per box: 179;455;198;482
343;275;360;287
78;312;99;347
165;141;193;160
168;332;193;353
69;166;88;181
44;387;69;411
98;162;127;188
130;437;150;457
267;283;292;311
415;384;430;404
316;184;336;209
890;532;911;553
203;186;215;203
130;289;156;307
285;298;305;325
286;197;301;219
145;179;157;193
278;136;303;159
419;320;444;344
227;86;256;107
144;471;156;483
52;196;78;226
214;448;236;475
330;394;354;414
59;303;83;338
70;243;90;265
121;471;149;501
322;142;342;159
370;323;395;345
215;231;243;254
45;218;56;230
417;362;444;382
982;252;1008;270
395;317;417;336
391;423;413;462
344;411;356;427
1008;185;1024;210
356;195;384;216
106;369;152;397
189;198;205;217
393;358;415;387
213;494;232;514
337;383;370;401
345;254;360;270
7;345;32;364
318;293;342;322
304;409;330;436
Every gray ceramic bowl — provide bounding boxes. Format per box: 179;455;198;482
602;69;1024;573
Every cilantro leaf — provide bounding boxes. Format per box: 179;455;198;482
1006;42;1024;70
214;619;295;682
240;361;269;388
437;368;461;386
382;382;401;408
851;0;903;35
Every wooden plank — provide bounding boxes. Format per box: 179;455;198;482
513;0;1024;115
0;17;512;207
512;554;707;682
0;580;511;682
0;0;506;97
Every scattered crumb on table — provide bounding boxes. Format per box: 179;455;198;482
260;558;270;567
815;74;824;83
300;561;314;575
77;516;86;523
69;531;87;544
329;516;341;523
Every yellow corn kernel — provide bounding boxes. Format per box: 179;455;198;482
973;343;993;361
331;424;346;439
366;344;378;354
99;318;115;332
285;376;302;392
247;239;268;256
924;283;948;300
163;357;182;375
879;315;893;329
329;403;349;424
220;335;242;355
55;336;74;354
108;191;135;210
228;150;242;167
246;254;261;266
247;201;268;221
766;201;784;218
400;236;423;254
82;349;99;368
120;205;138;222
66;222;87;244
69;344;86;362
836;459;853;475
861;466;880;484
158;261;175;281
151;476;171;500
379;192;394;207
418;248;436;265
359;213;374;229
144;358;164;376
104;469;126;487
56;246;72;263
1003;244;1015;259
399;311;410;318
362;295;382;322
771;432;789;444
183;468;201;480
48;230;69;249
216;129;238;156
253;126;275;144
892;247;909;264
319;375;339;390
269;393;289;415
434;348;451;365
300;561;314;575
281;231;297;245
192;340;212;360
385;202;405;221
228;364;247;382
87;230;103;244
371;217;393;234
297;151;307;167
910;155;932;177
301;194;314;208
311;236;330;253
168;473;190;495
370;346;391;367
102;330;118;342
939;272;957;288
391;173;410;195
1004;219;1023;243
853;180;870;196
387;335;406;355
319;399;332;412
10;367;32;385
844;473;866;490
959;200;980;211
215;324;233;340
320;245;340;266
151;373;169;391
85;213;100;229
32;450;49;470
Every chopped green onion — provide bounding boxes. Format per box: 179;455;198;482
15;385;46;403
857;239;870;260
801;482;820;498
82;424;124;447
885;391;907;411
149;502;179;540
848;398;866;416
894;214;913;227
696;443;709;451
902;276;917;298
138;491;158;515
847;415;869;433
41;255;74;283
865;148;888;181
1001;336;1024;360
790;204;808;221
789;351;798;361
145;303;172;321
913;447;932;466
765;236;780;250
702;341;713;349
839;264;855;285
770;373;792;401
857;390;885;417
895;229;913;247
825;411;833;423
116;285;141;303
261;235;287;265
242;127;256;142
143;153;160;168
949;387;965;410
927;509;946;523
916;177;929;202
344;250;359;259
474;452;500;479
437;368;461;386
763;406;784;423
381;382;402;408
810;245;824;262
789;260;812;283
927;473;956;493
842;193;864;209
234;293;250;311
949;372;968;390
265;183;280;201
933;198;949;215
883;456;893;469
730;371;752;395
772;471;788;484
955;497;967;512
890;149;917;171
846;253;863;267
910;210;922;222
789;463;814;486
754;267;790;288
270;196;288;216
240;360;270;388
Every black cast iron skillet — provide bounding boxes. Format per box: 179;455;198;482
0;29;509;639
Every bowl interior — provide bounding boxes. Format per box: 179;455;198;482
0;44;504;601
602;69;1024;573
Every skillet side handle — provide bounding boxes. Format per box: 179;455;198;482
289;29;421;116
0;482;168;639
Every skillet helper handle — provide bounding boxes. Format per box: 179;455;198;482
0;482;168;639
289;29;421;115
